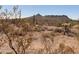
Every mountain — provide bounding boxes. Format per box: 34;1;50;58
25;14;71;26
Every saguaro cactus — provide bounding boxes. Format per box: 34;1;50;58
33;15;38;25
33;15;36;25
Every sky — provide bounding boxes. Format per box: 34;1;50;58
1;5;79;20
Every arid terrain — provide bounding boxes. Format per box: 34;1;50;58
0;14;79;54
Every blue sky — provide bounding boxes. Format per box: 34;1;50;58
1;5;79;19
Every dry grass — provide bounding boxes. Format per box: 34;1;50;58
0;20;79;54
54;43;74;54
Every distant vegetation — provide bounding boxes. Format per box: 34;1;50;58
0;5;79;54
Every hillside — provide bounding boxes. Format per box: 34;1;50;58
25;14;71;26
0;15;79;54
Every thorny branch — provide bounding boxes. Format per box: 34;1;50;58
1;22;17;54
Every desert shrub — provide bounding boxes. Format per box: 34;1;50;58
62;46;74;54
54;43;74;54
57;23;62;27
16;34;33;54
42;31;54;43
9;28;27;37
59;43;65;50
54;28;63;33
33;25;42;32
72;24;79;30
42;32;54;53
50;31;55;36
42;33;50;38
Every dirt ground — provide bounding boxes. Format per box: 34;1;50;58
0;23;79;54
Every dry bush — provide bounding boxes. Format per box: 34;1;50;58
0;20;34;54
14;32;33;54
0;39;6;49
50;31;56;36
41;32;54;53
12;29;26;36
72;25;79;29
16;37;26;53
42;33;51;38
54;43;74;54
42;32;54;43
63;46;74;54
54;28;64;33
33;25;42;32
0;21;17;53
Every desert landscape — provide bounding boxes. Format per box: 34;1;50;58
0;5;79;54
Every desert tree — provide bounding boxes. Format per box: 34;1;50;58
0;6;18;54
0;6;7;50
8;11;14;19
1;21;32;54
18;9;21;19
0;8;10;20
0;20;18;54
12;5;21;24
4;9;8;21
18;9;21;22
0;5;32;54
13;5;19;19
